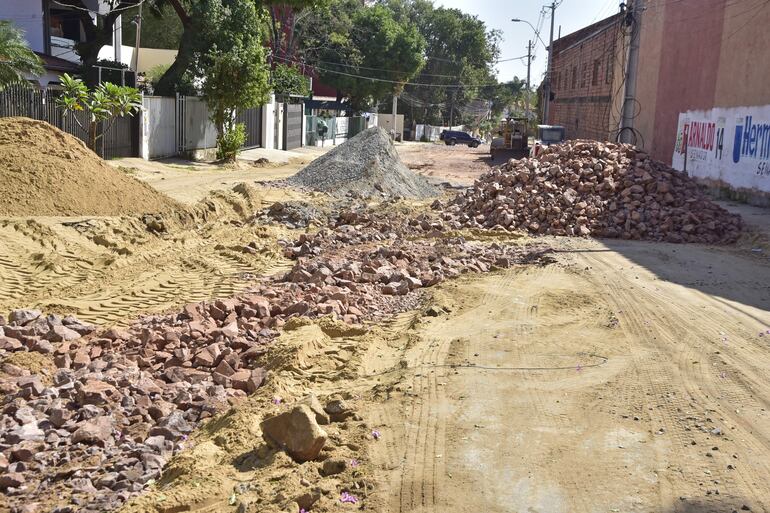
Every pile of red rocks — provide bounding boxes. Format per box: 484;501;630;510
0;305;274;513
437;140;743;243
278;208;549;313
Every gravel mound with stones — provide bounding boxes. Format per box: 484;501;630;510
287;127;436;199
438;140;742;243
0;117;180;216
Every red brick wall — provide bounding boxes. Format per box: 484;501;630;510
548;17;623;141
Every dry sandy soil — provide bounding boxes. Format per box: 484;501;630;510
397;142;494;186
366;236;770;513
2;142;769;512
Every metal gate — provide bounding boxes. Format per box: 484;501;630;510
176;95;217;153
283;103;303;150
236;106;262;148
0;84;138;159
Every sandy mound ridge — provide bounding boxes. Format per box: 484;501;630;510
287;126;436;199
0;117;180;216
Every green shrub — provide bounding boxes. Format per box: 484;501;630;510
420;134;428;142
217;123;246;162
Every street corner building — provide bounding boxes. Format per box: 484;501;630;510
544;0;770;206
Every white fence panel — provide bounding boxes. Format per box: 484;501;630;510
143;96;176;159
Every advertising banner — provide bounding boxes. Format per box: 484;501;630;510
672;105;770;193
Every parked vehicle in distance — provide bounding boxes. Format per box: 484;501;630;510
441;130;482;148
530;125;566;156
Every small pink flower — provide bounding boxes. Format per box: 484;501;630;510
350;459;359;467
272;397;282;405
371;429;381;440
340;491;358;504
576;364;582;372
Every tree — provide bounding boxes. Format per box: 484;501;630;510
190;0;271;161
272;63;310;96
54;1;141;71
300;2;424;112
121;3;183;50
57;73;142;151
264;0;330;64
382;0;501;126
150;0;323;96
0;21;43;89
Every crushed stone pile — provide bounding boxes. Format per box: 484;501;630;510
0;117;180;216
287;126;437;199
437;140;743;243
0;206;549;512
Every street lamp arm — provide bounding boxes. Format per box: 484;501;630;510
511;19;549;49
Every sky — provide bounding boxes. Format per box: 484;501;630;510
433;0;622;84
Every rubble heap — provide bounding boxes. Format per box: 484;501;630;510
287;127;437;199
0;207;547;512
438;140;743;243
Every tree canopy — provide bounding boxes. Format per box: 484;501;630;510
190;0;271;159
0;21;43;89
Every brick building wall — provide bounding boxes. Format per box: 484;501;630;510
547;13;625;141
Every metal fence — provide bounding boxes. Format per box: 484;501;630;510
305;115;367;146
0;84;137;159
176;95;217;154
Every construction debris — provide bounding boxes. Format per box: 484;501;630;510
438;140;743;243
287;127;437;199
0;202;548;512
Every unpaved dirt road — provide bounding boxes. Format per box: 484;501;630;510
367;236;770;513
397;142;494;186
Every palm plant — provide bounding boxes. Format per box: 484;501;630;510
0;21;43;89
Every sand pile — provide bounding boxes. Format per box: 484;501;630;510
439;140;743;243
287;126;436;199
0;117;179;216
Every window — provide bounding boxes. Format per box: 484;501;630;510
592;59;601;86
580;62;587;88
605;55;613;84
571;66;577;89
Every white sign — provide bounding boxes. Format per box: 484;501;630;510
672;104;770;193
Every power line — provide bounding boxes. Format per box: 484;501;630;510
275;56;506;89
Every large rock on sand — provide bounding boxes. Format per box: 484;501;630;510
260;404;327;462
287;126;436;199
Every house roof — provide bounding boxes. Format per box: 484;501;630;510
551;12;624;55
35;52;79;72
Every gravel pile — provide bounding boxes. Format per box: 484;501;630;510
287;127;437;199
253;201;329;228
437;140;743;243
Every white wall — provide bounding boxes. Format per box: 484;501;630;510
262;95;276;150
2;0;46;53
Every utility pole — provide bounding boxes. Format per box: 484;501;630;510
133;2;142;75
620;0;643;144
525;39;532;122
392;93;398;141
544;1;556;124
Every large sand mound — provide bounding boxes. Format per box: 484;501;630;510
288;126;436;199
0;117;179;216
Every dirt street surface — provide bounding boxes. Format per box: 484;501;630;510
367;236;770;513
397;142;494;186
2;130;770;513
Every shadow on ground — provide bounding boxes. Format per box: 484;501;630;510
557;237;770;321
